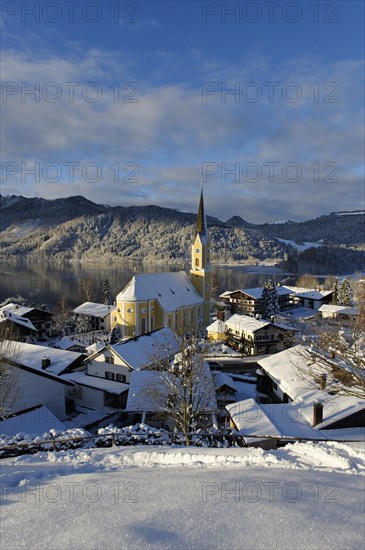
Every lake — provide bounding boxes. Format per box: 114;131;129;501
0;261;294;310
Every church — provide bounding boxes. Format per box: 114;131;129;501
113;188;211;337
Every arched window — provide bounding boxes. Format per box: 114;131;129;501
195;258;200;268
141;318;147;333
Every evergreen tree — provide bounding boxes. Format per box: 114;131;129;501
332;279;340;305
103;278;113;305
261;280;279;320
338;278;354;306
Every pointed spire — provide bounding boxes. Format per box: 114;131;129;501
195;184;208;238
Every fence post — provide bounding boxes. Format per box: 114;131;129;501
52;438;57;452
111;433;115;447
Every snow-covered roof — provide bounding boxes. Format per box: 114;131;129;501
116;271;203;312
126;361;217;413
111;327;180;370
126;370;170;412
54;336;85;350
319;305;358;315
0;405;66;436
63;372;129;395
278;308;318;321
211;371;237;392
206;319;226;333
0;341;84;377
226;399;281;442
286;287;333;300
0;312;37;331
220;286;292;300
0;303;35;317
73;302;116;318
257;345;365;429
225;314;270;332
227;397;365;440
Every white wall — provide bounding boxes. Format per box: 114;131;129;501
13;368;66;419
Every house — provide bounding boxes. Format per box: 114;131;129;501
0;303;54;340
220;285;333;316
63;371;129;412
113;189;211;337
125;358;217;428
73;302;116;332
211;371;237;405
319;304;358;321
285;287;333;310
206;319;226;341
0;341;85;419
256;345;365;429
224;314;295;355
220;286;293;317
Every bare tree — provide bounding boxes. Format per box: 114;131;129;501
0;325;21;419
296;274;319;288
52;296;75;335
79;278;97;303
141;332;218;445
295;297;365;398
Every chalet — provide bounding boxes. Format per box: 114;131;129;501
73;302;116;332
224;314;295;355
0;303;54;340
220;286;333;317
285;287;333;310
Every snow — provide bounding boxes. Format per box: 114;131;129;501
73;301;116;318
211;371;237;392
111;327;180;370
63;372;130;395
206;319;226;333
0;443;364;549
277;238;322;252
116;271;203;311
0;341;84;376
0;406;66;436
257;346;365;429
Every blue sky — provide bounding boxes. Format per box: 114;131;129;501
1;0;364;222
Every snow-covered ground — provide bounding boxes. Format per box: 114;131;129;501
1;443;364;549
277;238;322;252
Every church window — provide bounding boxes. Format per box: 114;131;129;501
127;308;133;313
141;318;147;333
196;248;200;253
195;258;200;268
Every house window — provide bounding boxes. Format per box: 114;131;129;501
106;356;114;364
116;373;126;382
105;371;115;380
272;382;278;390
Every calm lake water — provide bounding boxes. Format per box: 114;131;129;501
0;261;293;310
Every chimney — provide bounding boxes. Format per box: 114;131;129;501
320;373;327;390
329;350;335;359
42;358;51;369
313;402;323;426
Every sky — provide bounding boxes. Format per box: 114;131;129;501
1;0;364;222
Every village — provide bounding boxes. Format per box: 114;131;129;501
0;189;364;452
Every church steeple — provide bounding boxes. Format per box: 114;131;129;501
195;186;208;239
190;185;211;328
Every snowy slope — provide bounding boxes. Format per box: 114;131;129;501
1;444;364;550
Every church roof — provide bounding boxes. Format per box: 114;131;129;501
195;188;209;239
116;271;203;312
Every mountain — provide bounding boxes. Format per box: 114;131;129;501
0;195;364;273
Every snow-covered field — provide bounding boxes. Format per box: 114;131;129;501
1;442;364;549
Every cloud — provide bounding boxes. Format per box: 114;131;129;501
1;48;364;222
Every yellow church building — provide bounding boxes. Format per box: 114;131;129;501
114;188;211;337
